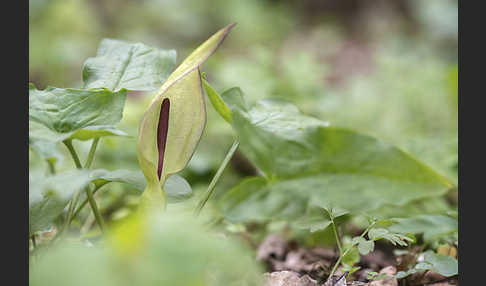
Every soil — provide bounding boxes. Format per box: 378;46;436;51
257;234;458;286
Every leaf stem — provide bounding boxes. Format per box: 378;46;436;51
60;192;79;235
84;138;100;169
63;139;82;169
85;185;106;233
71;184;105;222
47;160;56;174
59;140;83;235
327;210;343;255
328;220;376;279
194;139;239;216
61;138;105;232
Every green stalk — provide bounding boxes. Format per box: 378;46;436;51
60;140;83;235
60;192;79;235
61;138;105;233
47;160;56;174
327;210;343;255
328;221;377;279
85;185;106;233
194;139;239;216
71;184;105;222
84;138;99;168
63;139;82;169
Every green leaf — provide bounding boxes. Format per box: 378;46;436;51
294;217;331;233
88;169;192;203
368;228;389;240
220;177;307;223
422;251;458;277
352;237;374;255
69;126;129;141
29;84;126;133
396;268;419;279
137;24;235;209
29;84;127;145
220;87;248;112
202;76;232;123
293;213;332;233
164;174;193;203
220;99;452;223
29;170;95;235
342;265;361;277
342;246;360;267
29;137;62;164
387;214;458;241
368;228;412;246
292;207;347;232
89;169;147;191
397;251;458;279
82;38;177;91
30;168;178;235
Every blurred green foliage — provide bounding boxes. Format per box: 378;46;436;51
30;211;263;286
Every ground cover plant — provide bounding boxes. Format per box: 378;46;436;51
29;22;458;286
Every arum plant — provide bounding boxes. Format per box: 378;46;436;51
137;23;235;210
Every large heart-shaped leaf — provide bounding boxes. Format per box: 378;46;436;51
29;84;126;133
220;98;453;223
137;24;235;209
82;39;177;91
29;84;128;150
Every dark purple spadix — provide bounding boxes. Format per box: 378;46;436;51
157;98;170;180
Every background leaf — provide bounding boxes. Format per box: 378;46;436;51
89;169;194;203
29;170;94;235
82;38;177;91
29;84;126;133
220;98;452;223
29;84;127;146
397;251;458;278
89;169;146;191
29;137;62;164
164;174;193;203
29;169;191;235
422;251;458;277
220;87;248;113
387;214;458;241
352;237;374;255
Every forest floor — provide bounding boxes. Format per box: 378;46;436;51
258;234;458;286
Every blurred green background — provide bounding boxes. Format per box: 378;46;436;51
29;0;458;223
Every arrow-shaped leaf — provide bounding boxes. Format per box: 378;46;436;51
82;39;177;91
